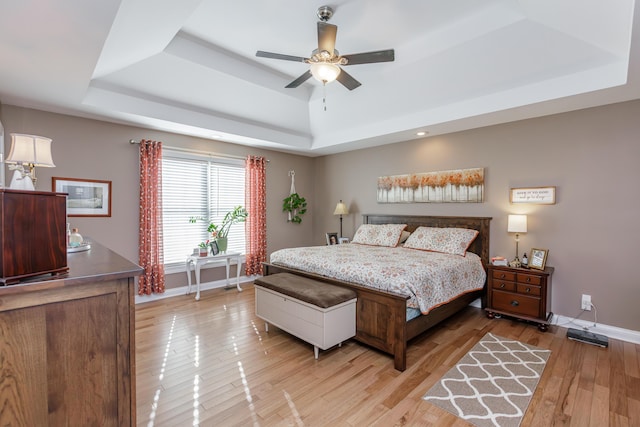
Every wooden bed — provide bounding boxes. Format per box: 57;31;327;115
262;214;492;371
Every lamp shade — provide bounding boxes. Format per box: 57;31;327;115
310;62;341;83
333;200;349;215
507;214;527;233
5;133;55;167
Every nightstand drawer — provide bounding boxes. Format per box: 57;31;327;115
492;270;516;281
492;280;516;292
492;290;541;318
517;283;541;296
516;273;542;285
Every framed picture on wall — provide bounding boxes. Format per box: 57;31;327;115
326;232;338;245
52;177;112;217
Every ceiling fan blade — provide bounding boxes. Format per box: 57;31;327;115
336;68;361;91
317;22;337;56
256;51;308;63
342;49;395;65
285;70;313;88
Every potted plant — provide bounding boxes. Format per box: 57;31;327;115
283;193;307;224
190;206;248;253
198;241;209;257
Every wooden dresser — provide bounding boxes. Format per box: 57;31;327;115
0;240;142;426
485;265;554;331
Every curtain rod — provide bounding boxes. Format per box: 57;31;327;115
129;139;269;162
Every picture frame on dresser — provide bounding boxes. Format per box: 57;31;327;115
529;248;548;270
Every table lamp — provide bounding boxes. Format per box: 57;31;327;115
5;133;55;191
333;200;349;237
507;214;527;265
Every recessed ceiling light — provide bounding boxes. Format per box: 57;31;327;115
416;131;427;136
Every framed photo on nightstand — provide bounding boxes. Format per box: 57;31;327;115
338;237;350;244
529;248;548;270
326;232;338;245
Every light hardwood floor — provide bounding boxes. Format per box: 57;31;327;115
135;284;640;426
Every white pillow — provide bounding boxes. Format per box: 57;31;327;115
351;224;407;247
403;226;478;256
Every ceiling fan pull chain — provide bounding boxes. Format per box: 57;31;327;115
323;82;328;111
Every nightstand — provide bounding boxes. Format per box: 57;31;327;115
485;265;554;331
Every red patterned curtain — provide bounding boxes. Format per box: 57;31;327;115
138;139;165;295
245;155;267;276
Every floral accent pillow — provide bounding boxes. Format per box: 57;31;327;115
404;226;479;256
351;224;407;247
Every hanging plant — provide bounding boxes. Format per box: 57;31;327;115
283;193;307;224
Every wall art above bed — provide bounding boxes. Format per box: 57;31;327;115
377;167;484;203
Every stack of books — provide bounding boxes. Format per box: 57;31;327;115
491;256;508;266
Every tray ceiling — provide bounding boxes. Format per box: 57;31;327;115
1;0;638;155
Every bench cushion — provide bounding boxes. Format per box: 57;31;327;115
254;273;356;309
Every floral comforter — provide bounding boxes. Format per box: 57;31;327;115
269;244;486;314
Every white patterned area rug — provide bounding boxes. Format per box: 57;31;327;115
423;333;551;427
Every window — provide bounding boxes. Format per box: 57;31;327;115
162;148;245;266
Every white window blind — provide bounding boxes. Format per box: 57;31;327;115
161;149;245;266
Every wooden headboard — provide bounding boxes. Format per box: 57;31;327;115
362;214;492;266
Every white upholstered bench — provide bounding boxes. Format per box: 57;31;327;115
254;273;357;359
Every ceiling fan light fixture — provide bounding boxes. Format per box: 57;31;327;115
310;62;341;83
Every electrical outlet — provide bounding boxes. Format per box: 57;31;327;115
581;294;592;311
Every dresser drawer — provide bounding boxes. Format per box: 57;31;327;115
516;273;542;285
517;283;541;296
492;279;516;292
492;290;541;318
492;270;516;281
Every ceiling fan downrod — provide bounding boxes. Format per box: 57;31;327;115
317;6;334;22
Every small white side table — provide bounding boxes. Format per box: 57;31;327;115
185;252;242;301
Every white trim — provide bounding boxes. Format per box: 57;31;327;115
469;298;482;308
135;275;258;304
551;314;640;345
163;146;245;165
469;299;639;344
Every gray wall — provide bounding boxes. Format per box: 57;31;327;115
2;100;639;332
313;100;640;331
1;105;315;287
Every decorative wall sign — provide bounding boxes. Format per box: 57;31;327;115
377;167;484;203
510;187;556;204
53;177;112;217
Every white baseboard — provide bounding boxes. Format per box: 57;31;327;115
468;298;640;345
551;314;640;345
135;275;258;304
469;298;482;308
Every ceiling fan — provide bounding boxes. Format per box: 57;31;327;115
256;6;394;90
